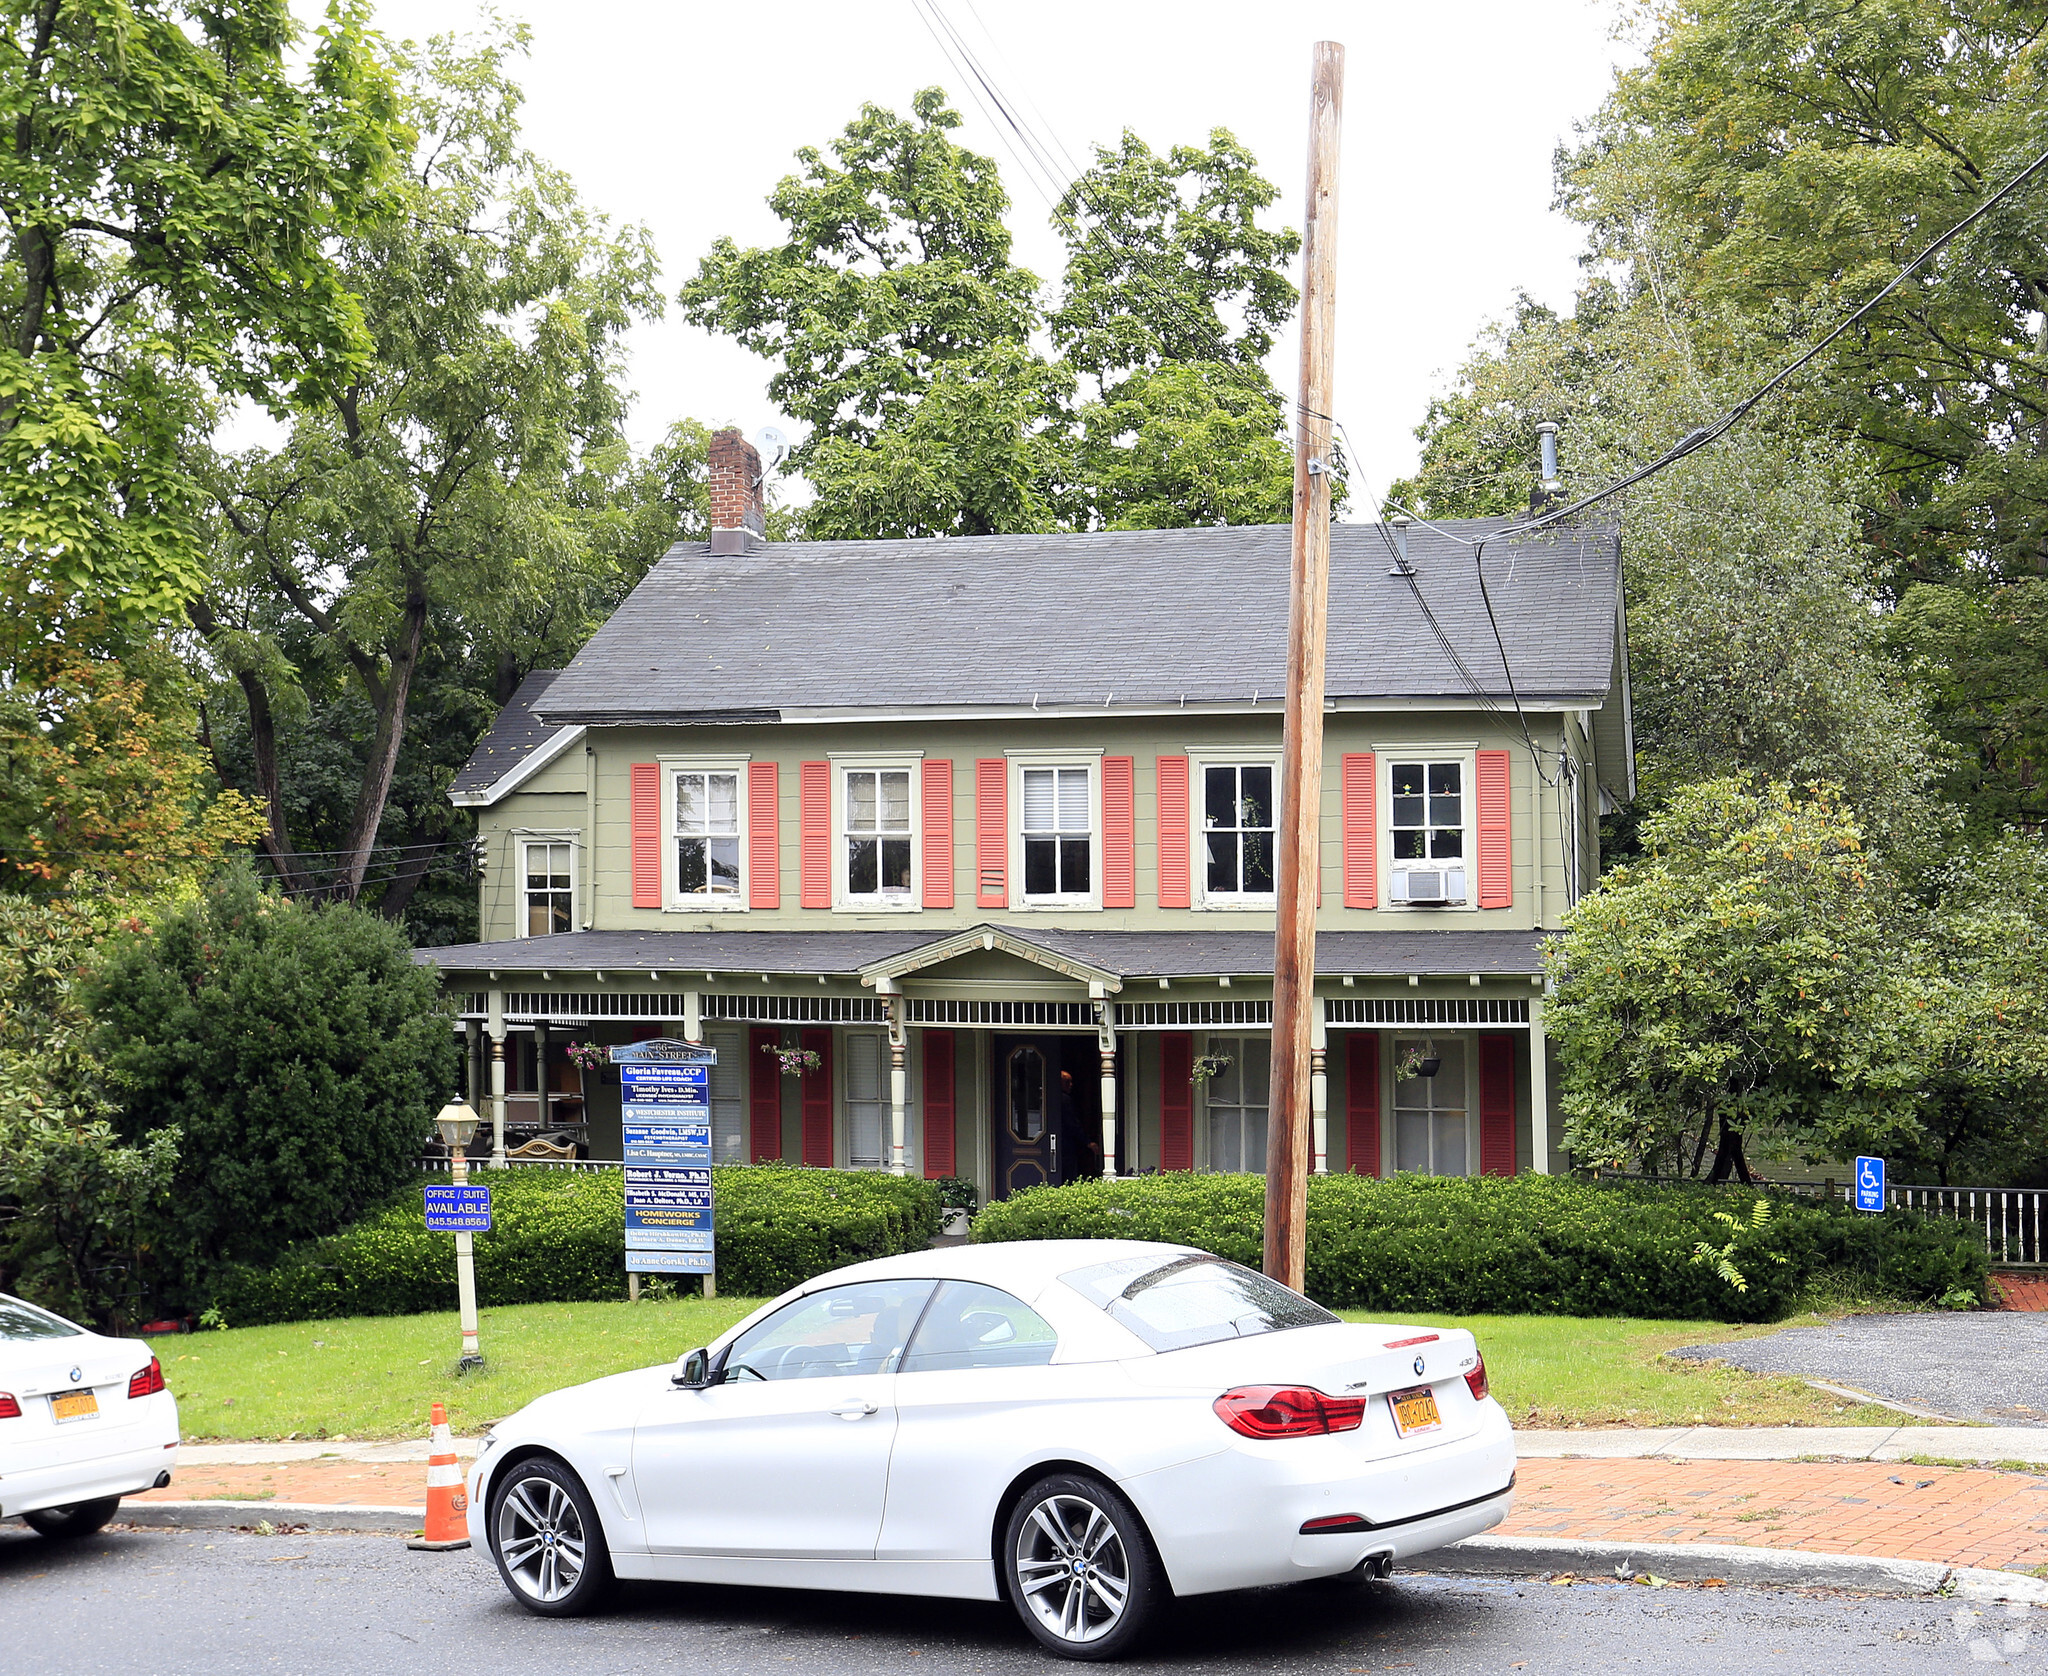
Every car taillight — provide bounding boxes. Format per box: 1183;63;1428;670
1464;1353;1489;1403
128;1358;166;1399
0;1392;19;1419
1213;1385;1366;1438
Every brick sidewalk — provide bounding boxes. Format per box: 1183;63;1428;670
1499;1458;2048;1572
1993;1272;2048;1311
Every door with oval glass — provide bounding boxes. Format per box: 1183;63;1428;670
990;1034;1101;1199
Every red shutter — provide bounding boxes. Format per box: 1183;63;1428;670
922;759;954;908
748;1026;783;1161
1476;749;1512;909
630;763;661;908
921;1030;956;1179
748;762;779;909
975;758;1007;908
1156;756;1190;908
1345;1033;1381;1176
800;1027;833;1165
1478;1033;1517;1176
800;761;831;908
1342;752;1377;909
1102;756;1135;908
1160;1032;1194;1170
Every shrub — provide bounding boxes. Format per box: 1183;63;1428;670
971;1173;1989;1323
209;1164;943;1327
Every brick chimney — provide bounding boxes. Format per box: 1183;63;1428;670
707;427;767;554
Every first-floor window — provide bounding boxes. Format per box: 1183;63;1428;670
845;768;913;899
523;841;573;935
705;1026;747;1164
1203;764;1275;896
1023;766;1091;898
1205;1035;1270;1173
844;1031;887;1169
1393;1037;1468;1175
675;770;741;898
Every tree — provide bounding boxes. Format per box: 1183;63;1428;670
193;21;663;905
0;0;401;668
86;866;455;1292
1547;780;1922;1181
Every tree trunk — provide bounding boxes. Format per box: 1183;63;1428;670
375;834;445;922
188;598;312;897
1705;1118;1756;1185
337;578;430;900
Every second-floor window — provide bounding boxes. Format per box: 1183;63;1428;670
1204;764;1275;896
1022;766;1091;899
523;840;573;935
675;770;742;899
845;768;913;901
1390;760;1464;862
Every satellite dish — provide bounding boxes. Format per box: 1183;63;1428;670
754;426;790;475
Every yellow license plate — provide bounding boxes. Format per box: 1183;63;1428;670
50;1389;99;1423
1388;1385;1442;1437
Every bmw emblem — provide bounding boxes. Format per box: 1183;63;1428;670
68;1366;82;1383
1413;1355;1426;1377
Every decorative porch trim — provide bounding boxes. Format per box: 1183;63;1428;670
859;924;1123;991
1325;997;1530;1026
1114;1000;1273;1030
702;993;886;1023
905;998;1097;1027
497;991;686;1021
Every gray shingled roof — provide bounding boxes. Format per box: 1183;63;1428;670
449;670;570;802
415;925;1548;980
537;518;1621;725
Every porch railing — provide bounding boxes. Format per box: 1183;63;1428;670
417;1156;622;1174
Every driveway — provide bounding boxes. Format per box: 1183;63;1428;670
1669;1313;2048;1426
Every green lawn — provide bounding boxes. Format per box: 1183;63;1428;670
152;1299;1905;1442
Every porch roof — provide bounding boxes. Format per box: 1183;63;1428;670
414;925;1550;983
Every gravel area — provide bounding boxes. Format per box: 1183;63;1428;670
1669;1313;2048;1426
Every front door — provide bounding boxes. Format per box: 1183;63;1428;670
991;1035;1100;1199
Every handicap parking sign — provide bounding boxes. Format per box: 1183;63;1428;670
1853;1155;1885;1213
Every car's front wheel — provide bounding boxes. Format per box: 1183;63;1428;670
23;1497;121;1540
1001;1471;1165;1660
486;1456;614;1617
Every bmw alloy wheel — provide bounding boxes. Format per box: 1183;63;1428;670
1013;1492;1132;1646
496;1471;589;1604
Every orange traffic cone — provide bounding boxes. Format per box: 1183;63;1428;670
405;1401;471;1551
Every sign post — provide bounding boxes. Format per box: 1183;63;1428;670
1854;1155;1886;1213
427;1099;489;1368
613;1041;718;1296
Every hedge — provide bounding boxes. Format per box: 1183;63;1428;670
970;1173;1989;1323
209;1165;942;1327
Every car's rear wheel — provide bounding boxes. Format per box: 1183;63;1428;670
487;1456;614;1617
1001;1471;1164;1660
22;1497;120;1540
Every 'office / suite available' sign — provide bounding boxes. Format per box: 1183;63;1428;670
424;1185;492;1232
613;1041;717;1276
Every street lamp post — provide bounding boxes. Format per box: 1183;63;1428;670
435;1099;485;1368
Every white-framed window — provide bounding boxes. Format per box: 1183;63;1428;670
844;1030;888;1170
1387;756;1470;907
669;765;744;906
704;1025;747;1164
1201;762;1277;900
1391;1036;1470;1175
519;837;576;936
1204;1034;1270;1173
1022;766;1092;900
843;766;916;906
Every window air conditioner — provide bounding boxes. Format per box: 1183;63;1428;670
1390;867;1467;906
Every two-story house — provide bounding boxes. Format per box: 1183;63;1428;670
421;430;1630;1200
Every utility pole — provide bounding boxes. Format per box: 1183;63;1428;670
1265;40;1344;1291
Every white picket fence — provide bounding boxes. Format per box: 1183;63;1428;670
1888;1186;2047;1267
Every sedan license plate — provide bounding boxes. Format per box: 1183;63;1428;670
50;1388;99;1424
1387;1385;1442;1437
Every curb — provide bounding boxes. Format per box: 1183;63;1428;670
1440;1535;2048;1603
109;1500;428;1535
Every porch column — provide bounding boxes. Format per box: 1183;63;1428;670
1529;994;1550;1174
464;1019;482;1108
486;988;508;1168
1310;998;1329;1175
1100;1044;1119;1178
888;997;908;1177
535;1020;552;1133
683;988;703;1045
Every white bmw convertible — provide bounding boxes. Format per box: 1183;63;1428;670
469;1240;1514;1658
0;1292;179;1540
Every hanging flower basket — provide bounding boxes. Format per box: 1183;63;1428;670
563;1041;606;1073
1395;1043;1442;1080
1190;1053;1232;1088
762;1042;823;1077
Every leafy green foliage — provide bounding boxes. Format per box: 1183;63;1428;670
970;1171;1988;1323
84;868;454;1294
1689;1197;1786;1293
207;1165;941;1327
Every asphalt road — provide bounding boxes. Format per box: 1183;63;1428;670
0;1524;2030;1674
1669;1313;2048;1426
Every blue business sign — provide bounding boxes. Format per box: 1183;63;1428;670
1854;1155;1886;1213
613;1043;717;1277
424;1185;492;1232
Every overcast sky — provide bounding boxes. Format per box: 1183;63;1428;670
325;0;1631;509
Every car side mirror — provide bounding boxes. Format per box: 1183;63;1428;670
672;1347;716;1390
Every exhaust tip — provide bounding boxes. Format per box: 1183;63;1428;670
152;1470;171;1489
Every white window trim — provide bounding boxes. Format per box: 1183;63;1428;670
512;830;581;937
659;754;751;913
1005;749;1104;912
829;750;925;914
1187;750;1283;912
1380;748;1478;914
1383;1032;1478;1176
